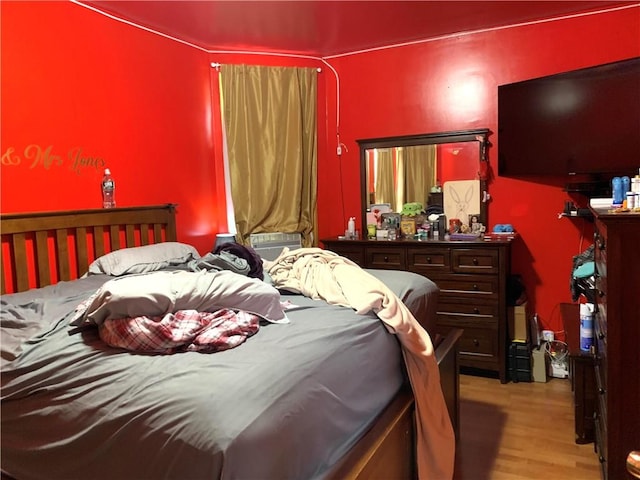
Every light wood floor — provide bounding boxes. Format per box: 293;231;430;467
453;373;601;480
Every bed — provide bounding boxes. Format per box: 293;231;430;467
0;204;461;480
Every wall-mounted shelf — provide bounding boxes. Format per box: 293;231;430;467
558;203;594;221
558;211;594;221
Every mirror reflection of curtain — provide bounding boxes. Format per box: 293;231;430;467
395;147;405;212
374;148;395;208
219;65;317;246
402;144;437;207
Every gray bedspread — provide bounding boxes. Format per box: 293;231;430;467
1;270;438;480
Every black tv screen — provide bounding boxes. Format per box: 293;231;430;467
498;57;640;177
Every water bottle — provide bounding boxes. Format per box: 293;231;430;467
579;303;594;352
101;168;116;208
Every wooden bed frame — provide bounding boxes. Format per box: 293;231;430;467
0;204;177;295
0;204;460;480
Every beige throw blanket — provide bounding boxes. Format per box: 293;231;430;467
265;248;454;480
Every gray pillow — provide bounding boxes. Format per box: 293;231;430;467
71;270;288;327
86;242;200;276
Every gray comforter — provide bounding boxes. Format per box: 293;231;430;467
1;269;438;480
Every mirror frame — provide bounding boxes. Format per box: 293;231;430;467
358;128;491;230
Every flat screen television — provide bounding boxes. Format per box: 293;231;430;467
498;57;640;178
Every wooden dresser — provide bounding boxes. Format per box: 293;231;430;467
322;237;514;383
590;207;640;480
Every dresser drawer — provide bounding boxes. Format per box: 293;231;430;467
436;318;498;360
365;247;406;270
435;274;499;300
594;363;608;471
595;307;607;352
452;248;499;274
326;244;366;266
595;333;607;397
458;329;498;361
595;279;607;310
436;300;499;320
595;239;607;300
594;230;608;297
407;247;451;274
594;407;607;470
457;326;498;360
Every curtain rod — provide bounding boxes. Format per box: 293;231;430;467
211;62;321;73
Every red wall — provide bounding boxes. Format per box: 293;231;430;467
1;1;225;253
0;1;327;255
2;2;639;335
320;6;640;336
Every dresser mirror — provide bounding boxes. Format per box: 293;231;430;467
358;128;491;230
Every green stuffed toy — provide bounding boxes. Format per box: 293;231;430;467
401;202;424;217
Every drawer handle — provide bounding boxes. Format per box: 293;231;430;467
426;257;432;263
598;387;606;395
472;258;478;265
473;307;480;314
473;284;479;291
598;332;605;340
598;290;605;298
472;339;480;347
384;256;389;262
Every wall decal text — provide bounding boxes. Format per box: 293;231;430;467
2;145;106;175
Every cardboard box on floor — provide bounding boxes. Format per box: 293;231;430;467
508;302;528;342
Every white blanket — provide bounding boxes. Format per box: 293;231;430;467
265;247;455;480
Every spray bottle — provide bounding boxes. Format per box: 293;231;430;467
580;303;594;352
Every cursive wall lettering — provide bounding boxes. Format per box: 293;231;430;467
24;144;63;169
1;147;21;166
68;147;106;175
1;144;106;175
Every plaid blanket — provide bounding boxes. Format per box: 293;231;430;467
99;309;260;354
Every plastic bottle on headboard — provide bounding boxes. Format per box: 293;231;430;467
101;168;116;209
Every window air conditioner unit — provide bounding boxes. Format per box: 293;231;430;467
249;232;302;261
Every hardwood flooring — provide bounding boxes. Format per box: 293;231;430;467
453;373;601;480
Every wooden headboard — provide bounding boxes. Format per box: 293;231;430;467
1;204;177;294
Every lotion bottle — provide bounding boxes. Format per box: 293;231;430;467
347;217;356;239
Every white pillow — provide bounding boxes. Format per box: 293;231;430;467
86;242;200;276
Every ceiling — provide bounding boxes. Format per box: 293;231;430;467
80;1;636;57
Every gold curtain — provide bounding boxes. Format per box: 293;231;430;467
374;148;395;208
219;65;317;246
402;144;437;207
395;147;405;212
